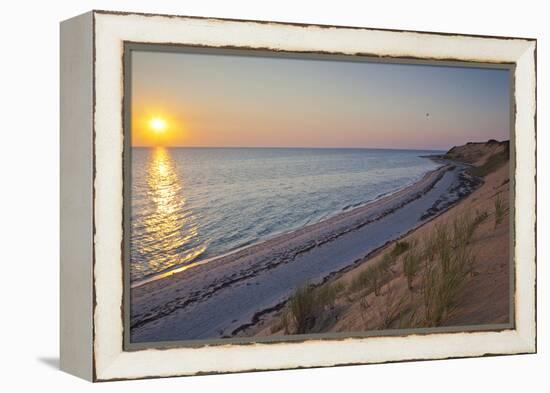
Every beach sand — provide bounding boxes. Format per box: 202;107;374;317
130;141;507;342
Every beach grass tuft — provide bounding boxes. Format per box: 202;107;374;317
434;222;452;274
380;283;408;329
453;212;474;248
357;282;409;330
392;241;410;257
317;281;345;309
474;209;489;227
286;285;316;334
283;282;345;334
494;194;505;229
349;253;394;296
402;243;421;291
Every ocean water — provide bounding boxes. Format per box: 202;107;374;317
130;147;442;282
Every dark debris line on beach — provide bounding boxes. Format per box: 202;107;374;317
420;169;483;220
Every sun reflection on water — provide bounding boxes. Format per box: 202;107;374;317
133;147;206;281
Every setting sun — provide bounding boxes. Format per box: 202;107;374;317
149;117;167;133
132;110;188;146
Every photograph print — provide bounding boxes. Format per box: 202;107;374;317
126;46;513;346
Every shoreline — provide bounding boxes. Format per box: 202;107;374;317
132;160;445;288
131;159;481;342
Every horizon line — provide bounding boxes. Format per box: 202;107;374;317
131;145;450;152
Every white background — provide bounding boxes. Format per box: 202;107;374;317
0;0;546;391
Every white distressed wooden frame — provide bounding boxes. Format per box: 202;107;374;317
60;10;536;382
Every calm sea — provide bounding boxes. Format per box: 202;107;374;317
130;147;442;282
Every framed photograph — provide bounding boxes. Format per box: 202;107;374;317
60;10;537;381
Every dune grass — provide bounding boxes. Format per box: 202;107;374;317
380;283;408;329
349;251;395;296
355;208;488;328
348;209;486;329
419;210;486;326
474;209;489;226
494;194;505;229
357;281;409;330
281;281;345;334
317;281;345;309
453;212;475;248
392;241;410;257
402;242;421;291
278;205;490;333
286;285;316;334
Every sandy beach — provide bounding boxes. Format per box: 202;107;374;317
131;148;486;342
239;140;511;337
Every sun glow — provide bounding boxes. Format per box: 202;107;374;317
149;117;168;133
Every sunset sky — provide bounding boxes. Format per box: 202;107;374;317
131;49;511;150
